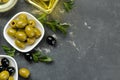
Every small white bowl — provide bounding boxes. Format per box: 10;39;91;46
3;12;45;52
0;0;18;12
0;55;18;80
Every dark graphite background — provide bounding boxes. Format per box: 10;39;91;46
0;0;120;80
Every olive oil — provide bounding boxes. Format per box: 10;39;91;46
26;0;59;14
0;0;9;4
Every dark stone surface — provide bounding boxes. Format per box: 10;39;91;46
1;0;120;80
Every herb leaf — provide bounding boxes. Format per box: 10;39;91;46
46;21;57;32
32;51;41;63
32;50;53;63
39;56;53;63
2;46;16;57
63;0;74;12
46;20;69;34
37;13;48;23
36;14;70;34
57;23;70;34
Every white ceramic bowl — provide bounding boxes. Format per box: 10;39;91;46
3;12;45;52
0;0;18;12
0;55;18;80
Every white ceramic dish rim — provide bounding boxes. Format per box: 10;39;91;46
0;55;18;80
0;0;18;12
3;11;45;52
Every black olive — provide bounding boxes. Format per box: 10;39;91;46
7;67;15;75
24;53;33;62
46;36;57;46
1;58;9;68
0;65;5;72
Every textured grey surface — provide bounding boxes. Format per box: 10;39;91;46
0;0;120;80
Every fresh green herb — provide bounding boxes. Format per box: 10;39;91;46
39;56;53;63
57;23;70;34
32;50;53;63
46;20;70;34
37;13;70;34
37;13;48;23
46;21;57;32
2;46;16;57
32;51;41;63
63;0;74;12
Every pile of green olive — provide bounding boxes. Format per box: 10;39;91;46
7;14;41;49
0;58;15;80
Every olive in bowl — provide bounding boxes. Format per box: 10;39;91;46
0;55;18;80
0;0;18;12
3;12;45;52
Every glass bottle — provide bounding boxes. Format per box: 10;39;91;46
26;0;59;14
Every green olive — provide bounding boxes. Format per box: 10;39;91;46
34;28;41;38
15;39;25;48
25;25;35;38
7;28;16;37
9;20;17;28
16;19;27;28
8;76;14;80
27;37;36;45
15;31;27;41
0;0;9;4
19;68;30;78
0;71;9;80
18;14;27;20
28;20;36;27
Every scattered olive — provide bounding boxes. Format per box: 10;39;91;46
0;65;5;72
19;68;30;78
46;36;57;46
7;67;15;75
24;53;33;62
1;58;9;68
